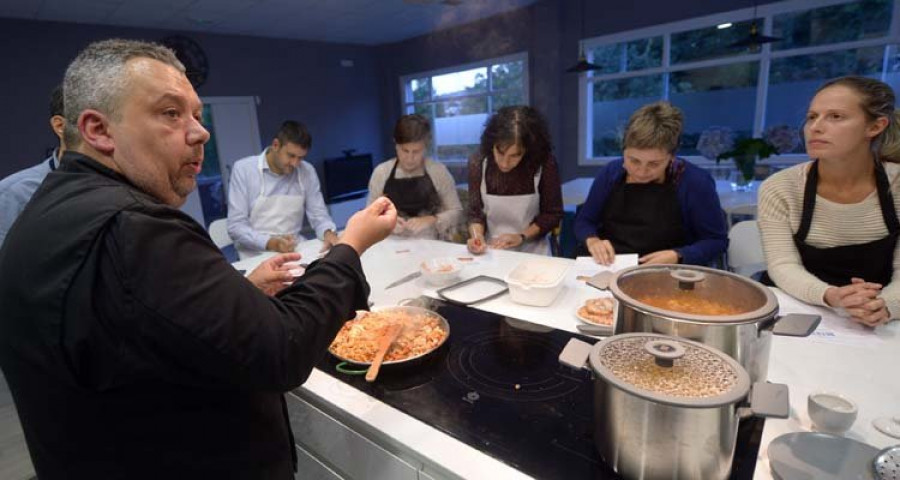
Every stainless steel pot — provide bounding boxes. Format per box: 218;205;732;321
559;333;789;480
609;265;820;383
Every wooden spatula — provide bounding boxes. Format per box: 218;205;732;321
365;324;403;383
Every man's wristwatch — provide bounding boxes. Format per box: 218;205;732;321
518;233;527;243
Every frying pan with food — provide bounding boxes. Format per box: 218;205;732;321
328;305;451;371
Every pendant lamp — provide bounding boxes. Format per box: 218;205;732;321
566;0;601;73
728;1;782;50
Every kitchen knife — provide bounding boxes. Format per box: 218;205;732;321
385;271;421;289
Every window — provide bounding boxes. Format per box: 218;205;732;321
401;54;529;170
580;0;898;165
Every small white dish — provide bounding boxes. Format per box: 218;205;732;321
808;391;858;435
420;257;463;286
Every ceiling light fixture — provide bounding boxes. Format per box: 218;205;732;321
728;1;782;51
566;0;601;73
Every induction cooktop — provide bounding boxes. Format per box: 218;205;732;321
316;297;762;479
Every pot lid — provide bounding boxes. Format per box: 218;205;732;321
589;333;750;407
610;264;778;324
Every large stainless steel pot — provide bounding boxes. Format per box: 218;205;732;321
609;265;820;383
559;333;789;480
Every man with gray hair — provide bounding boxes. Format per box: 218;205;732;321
0;39;397;478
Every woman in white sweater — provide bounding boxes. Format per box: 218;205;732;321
758;76;900;327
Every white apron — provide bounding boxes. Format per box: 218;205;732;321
480;159;550;256
236;159;306;260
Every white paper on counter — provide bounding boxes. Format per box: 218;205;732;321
574;254;638;276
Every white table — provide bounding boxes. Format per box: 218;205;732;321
235;238;900;480
752;290;900;479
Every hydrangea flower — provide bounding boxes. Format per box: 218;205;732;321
764;125;800;154
696;127;735;160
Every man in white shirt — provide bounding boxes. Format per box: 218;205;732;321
0;86;71;248
227;121;338;259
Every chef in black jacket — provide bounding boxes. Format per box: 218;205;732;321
0;39;397;479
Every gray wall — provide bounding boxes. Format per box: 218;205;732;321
1;0;788;182
0;18;383;179
375;0;783;181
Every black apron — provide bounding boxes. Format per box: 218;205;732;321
382;161;441;219
778;160;899;286
597;177;686;257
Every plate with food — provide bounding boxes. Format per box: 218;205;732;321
575;297;617;334
328;306;450;366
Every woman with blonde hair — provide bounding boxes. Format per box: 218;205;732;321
758;76;900;327
574;101;727;265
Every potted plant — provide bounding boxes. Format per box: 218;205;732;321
717;138;778;190
697;125;799;191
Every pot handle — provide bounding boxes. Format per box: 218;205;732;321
559;338;593;371
587;271;613;291
744;382;790;419
770;313;821;337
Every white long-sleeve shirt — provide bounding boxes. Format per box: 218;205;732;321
226;150;335;252
0;151;58;248
758;161;900;319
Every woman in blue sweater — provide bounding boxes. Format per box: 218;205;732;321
574;102;727;265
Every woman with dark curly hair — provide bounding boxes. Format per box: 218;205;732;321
467;106;563;255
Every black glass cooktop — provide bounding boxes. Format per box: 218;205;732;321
316;297;762;479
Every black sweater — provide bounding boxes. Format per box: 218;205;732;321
0;153;369;479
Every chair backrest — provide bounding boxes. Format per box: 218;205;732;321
727;220;765;277
725;203;758;226
208;218;233;249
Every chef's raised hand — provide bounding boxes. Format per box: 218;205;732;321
247;252;302;296
585;237;615;265
339;196;397;255
489;233;523;250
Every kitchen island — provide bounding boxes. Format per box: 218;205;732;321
234;237;900;480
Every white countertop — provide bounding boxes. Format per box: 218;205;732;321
234;237;900;480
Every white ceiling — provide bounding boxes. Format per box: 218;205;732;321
0;0;539;45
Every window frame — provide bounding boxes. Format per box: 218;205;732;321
578;0;900;166
399;52;530;165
